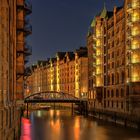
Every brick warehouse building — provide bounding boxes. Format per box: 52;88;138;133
87;0;140;116
0;0;32;139
25;47;88;99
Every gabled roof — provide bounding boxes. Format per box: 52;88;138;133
75;47;87;57
56;52;66;60
37;60;49;66
65;52;75;61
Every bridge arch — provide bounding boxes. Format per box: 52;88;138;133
24;91;81;103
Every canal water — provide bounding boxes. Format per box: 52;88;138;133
21;109;140;140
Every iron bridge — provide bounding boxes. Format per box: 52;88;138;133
24;91;87;103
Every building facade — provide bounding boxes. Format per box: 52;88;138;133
0;0;32;139
26;47;88;99
87;0;140;116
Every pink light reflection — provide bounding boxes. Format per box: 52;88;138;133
20;117;31;140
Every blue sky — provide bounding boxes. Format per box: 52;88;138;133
29;0;124;64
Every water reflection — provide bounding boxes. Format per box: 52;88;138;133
20;117;31;140
22;109;140;140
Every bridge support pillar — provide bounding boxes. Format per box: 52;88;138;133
85;101;88;116
27;103;29;118
53;103;55;110
71;103;74;115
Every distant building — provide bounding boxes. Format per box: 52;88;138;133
27;47;88;99
87;0;140;116
75;47;88;98
0;0;32;139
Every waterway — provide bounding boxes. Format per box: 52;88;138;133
21;109;140;140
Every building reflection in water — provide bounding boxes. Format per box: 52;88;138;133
74;117;80;140
21;110;140;140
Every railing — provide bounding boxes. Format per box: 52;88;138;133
127;76;140;82
24;67;32;76
127;45;140;51
25;43;32;56
24;24;32;35
96;53;102;57
17;0;32;15
24;56;29;64
127;16;140;24
127;3;140;10
24;0;32;14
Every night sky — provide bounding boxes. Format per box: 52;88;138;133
29;0;124;65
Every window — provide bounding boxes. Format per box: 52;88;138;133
108;63;110;70
112;62;114;68
104;88;106;99
108;53;110;59
112;52;114;58
121;71;125;83
112;73;114;84
111;89;114;98
112;101;114;108
116;89;119;97
117;50;119;56
116;101;118;108
121;102;123;109
107;90;110;98
112;41;114;47
108;75;110;85
121;88;124;97
116;72;119;84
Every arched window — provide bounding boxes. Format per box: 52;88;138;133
116;72;119;84
121;71;125;83
112;73;114;85
111;89;114;97
116;89;119;97
108;75;110;85
121;88;124;97
107;90;110;98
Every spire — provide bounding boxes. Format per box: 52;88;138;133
100;2;107;18
104;1;106;9
91;17;96;27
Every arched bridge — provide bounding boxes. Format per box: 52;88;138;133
24;91;86;103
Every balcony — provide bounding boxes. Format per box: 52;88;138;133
131;77;140;82
132;44;140;50
24;67;32;77
127;16;140;24
127;3;140;12
17;0;32;15
24;24;32;36
17;19;32;36
96;53;102;57
25;44;32;56
127;31;140;40
24;0;32;15
24;56;29;64
127;31;132;39
92;44;96;49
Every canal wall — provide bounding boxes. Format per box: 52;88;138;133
87;109;140;129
